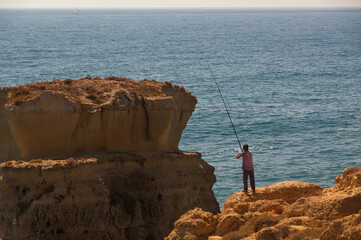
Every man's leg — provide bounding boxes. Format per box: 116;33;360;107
243;170;249;192
249;170;256;193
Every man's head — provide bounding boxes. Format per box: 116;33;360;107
243;144;249;151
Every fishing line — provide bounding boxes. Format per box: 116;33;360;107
207;62;243;152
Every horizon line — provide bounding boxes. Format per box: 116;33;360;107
1;6;361;10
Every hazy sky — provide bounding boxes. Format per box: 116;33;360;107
1;0;361;9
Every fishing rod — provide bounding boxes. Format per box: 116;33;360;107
207;62;243;152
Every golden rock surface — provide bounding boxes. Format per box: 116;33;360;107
166;167;361;240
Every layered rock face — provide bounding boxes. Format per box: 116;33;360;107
0;77;220;239
0;77;196;161
167;167;361;240
0;152;219;240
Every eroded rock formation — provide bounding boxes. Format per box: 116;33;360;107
0;77;196;161
0;77;220;240
0;152;219;240
166;167;361;240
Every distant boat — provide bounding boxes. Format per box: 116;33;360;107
73;7;78;14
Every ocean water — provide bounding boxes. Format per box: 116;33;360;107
1;9;360;207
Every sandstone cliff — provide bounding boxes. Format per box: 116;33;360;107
0;77;196;161
0;77;220;240
166;167;361;240
0;152;219;240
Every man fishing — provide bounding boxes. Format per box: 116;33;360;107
236;144;256;194
207;63;256;194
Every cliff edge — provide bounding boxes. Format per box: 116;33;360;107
0;77;196;161
166;167;361;240
0;77;220;240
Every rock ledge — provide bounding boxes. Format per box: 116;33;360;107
167;167;361;240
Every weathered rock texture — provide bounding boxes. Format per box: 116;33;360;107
0;152;219;240
0;77;220;240
0;77;196;161
166;167;361;240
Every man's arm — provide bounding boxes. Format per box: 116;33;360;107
236;152;244;159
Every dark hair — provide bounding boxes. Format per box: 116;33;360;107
243;144;249;151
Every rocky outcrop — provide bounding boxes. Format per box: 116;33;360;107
0;77;220;240
166;167;361;240
0;77;196;161
0;152;219;240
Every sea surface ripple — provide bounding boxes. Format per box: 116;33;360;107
1;9;360;207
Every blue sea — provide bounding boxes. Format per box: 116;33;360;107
1;9;360;207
